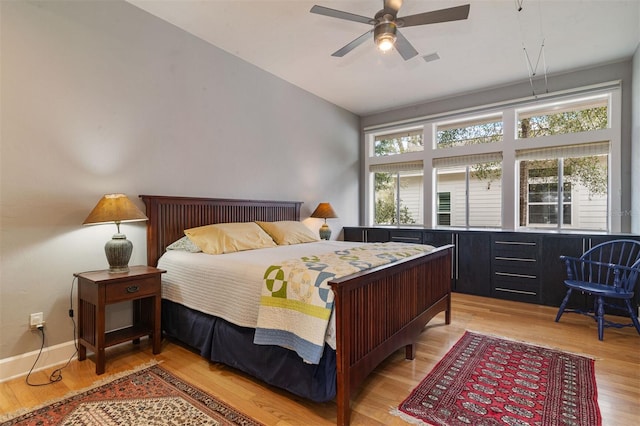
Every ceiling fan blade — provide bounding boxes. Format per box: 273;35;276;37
399;4;470;28
332;30;373;57
310;5;374;25
394;30;419;60
383;0;403;15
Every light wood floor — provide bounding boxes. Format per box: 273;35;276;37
1;293;639;425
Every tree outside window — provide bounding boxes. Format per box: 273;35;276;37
373;131;423;225
518;105;608;229
367;92;614;232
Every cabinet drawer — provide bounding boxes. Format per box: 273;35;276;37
493;272;538;289
365;228;390;242
493;288;540;304
493;258;538;275
423;231;454;247
105;277;159;303
491;234;541;304
493;240;538;258
343;227;364;242
493;237;539;275
493;274;540;303
389;230;423;244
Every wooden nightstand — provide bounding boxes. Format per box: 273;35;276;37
75;265;166;374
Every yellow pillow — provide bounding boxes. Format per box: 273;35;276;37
184;222;276;254
256;221;319;245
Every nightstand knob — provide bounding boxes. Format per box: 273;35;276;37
126;285;139;293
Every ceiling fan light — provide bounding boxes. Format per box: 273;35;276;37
374;17;397;53
376;33;396;52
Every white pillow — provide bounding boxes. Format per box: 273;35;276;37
166;236;202;253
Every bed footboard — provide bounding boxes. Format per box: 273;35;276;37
330;244;453;426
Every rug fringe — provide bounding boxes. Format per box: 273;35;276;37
464;329;599;360
0;359;159;422
389;407;432;425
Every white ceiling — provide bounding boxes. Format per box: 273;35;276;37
127;0;640;116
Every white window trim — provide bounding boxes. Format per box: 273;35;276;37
364;84;622;232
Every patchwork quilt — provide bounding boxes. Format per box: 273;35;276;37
253;242;434;364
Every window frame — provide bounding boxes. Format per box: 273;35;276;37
363;84;622;232
371;167;424;226
527;181;573;227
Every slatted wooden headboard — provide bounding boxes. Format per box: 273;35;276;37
139;195;302;266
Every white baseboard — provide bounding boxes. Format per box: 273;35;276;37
0;340;77;383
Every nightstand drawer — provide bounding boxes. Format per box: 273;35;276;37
105;276;159;303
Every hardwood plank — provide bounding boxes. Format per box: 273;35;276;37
1;293;638;424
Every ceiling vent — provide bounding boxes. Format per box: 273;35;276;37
422;52;440;63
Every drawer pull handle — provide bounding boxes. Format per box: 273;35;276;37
494;287;537;296
126;285;139;293
495;256;536;262
494;241;536;246
495;271;537;279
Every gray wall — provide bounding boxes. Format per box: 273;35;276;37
0;0;359;366
361;61;637;233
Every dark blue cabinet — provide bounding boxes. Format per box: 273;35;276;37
343;227;639;312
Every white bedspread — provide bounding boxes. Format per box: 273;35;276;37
157;241;364;349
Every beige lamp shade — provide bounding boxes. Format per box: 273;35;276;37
83;193;148;227
310;203;338;220
310;203;338;240
83;194;148;273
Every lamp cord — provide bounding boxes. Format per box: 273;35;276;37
25;277;79;386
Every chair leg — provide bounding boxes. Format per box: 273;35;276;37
624;299;640;336
555;289;573;322
596;297;605;341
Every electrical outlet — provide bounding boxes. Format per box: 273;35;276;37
30;312;44;330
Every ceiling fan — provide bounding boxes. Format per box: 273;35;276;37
310;0;470;60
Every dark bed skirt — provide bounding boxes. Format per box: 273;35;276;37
161;299;337;402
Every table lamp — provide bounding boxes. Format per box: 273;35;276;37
83;194;148;273
310;202;338;240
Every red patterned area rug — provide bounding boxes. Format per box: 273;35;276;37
395;331;601;426
1;364;263;426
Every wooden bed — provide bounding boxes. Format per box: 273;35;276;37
140;194;453;426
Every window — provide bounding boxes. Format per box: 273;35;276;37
364;85;620;232
434;153;503;228
371;162;423;225
436;114;503;148
517;95;608;138
437;192;451;225
374;129;423;157
528;181;572;226
517;143;609;231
